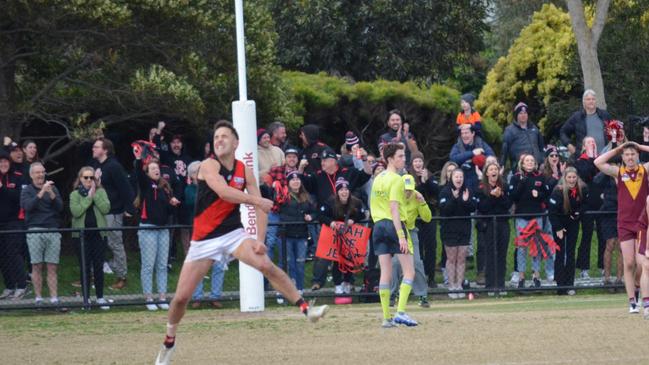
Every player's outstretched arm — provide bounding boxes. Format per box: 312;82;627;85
244;166;270;241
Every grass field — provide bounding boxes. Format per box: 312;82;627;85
1;294;647;364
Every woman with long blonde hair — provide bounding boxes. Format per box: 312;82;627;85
548;167;586;295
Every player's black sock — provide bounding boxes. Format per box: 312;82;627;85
164;335;175;348
295;298;308;316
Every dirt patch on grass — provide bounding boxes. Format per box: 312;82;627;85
1;296;647;364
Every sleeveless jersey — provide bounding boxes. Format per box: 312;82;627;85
617;165;649;229
192;159;246;241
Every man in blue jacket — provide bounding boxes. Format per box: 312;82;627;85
450;124;495;192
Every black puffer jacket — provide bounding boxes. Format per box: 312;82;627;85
559;108;611;155
278;194;316;238
508;171;549;217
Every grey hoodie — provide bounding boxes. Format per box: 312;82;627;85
500;120;545;168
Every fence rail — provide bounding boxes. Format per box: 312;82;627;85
0;210;624;311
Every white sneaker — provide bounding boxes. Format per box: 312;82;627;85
50;297;60;305
146;300;158;311
11;288;27;300
155;344;176;365
644;307;649;320
629;303;640;314
510;272;520;286
34;297;44;305
342;282;352;294
457;289;466;299
103;262;114;274
448;288;458;299
306;300;328;323
580;271;590;280
567;290;576;296
96;298;110;310
0;289;14;300
276;293;284;305
334;285;344;294
158;302;169;310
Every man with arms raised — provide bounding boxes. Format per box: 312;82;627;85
156;121;328;365
595;142;649;314
371;143;418;328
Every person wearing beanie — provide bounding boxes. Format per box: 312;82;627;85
560;89;611;157
261;146;302;284
302;148;372;290
271;169;316;296
456;93;482;134
318;177;366;297
257;128;284;177
450;124;495;193
501;101;546;171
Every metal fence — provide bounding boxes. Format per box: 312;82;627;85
0;210;625;311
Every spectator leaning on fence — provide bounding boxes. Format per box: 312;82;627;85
133;147;175;311
390;174;432;308
21;162;63;305
69;166;111;309
574;137;605;280
509;153;553;288
91;137;136;290
560;89;611;156
475;161;512;292
0;150;29;300
319;177;365;296
439;168;476;299
549;167;587;295
501;102;545;170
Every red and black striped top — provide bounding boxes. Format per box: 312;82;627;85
191;159;246;241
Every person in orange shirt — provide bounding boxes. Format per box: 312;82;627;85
456;93;482;135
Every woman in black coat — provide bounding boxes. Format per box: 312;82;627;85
475;162;512;291
439;169;476;298
548;167;587;295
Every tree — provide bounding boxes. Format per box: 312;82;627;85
477;4;579;136
0;1;285;162
271;1;489;84
565;0;611;108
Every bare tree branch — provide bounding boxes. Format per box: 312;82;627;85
29;57;92;105
41;139;77;163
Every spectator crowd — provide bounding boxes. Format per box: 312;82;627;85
1;88;646;310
